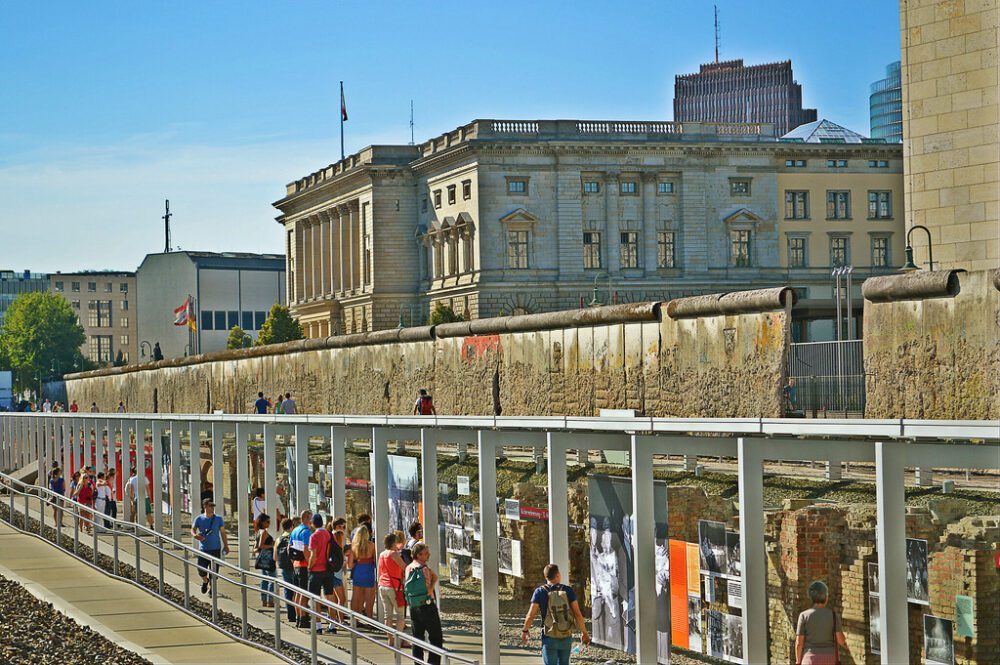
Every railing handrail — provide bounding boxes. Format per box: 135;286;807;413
0;470;476;665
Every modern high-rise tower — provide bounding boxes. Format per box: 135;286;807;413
674;59;817;136
869;61;902;142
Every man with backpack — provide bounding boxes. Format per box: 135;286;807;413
520;563;590;665
412;389;436;416
403;543;443;665
275;518;298;623
306;513;342;634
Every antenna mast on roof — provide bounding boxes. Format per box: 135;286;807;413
409;100;415;145
714;5;720;63
162;199;172;253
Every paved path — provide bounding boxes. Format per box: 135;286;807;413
0;522;285;665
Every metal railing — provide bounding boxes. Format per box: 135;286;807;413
788;339;866;415
0;470;475;665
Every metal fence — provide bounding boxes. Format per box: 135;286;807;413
787;339;865;415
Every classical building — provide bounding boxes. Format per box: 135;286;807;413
673;59;818;137
0;270;49;330
136;251;286;360
869;61;902;143
275;118;903;341
900;0;998;271
50;271;137;366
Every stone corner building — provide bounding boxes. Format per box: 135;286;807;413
274;119;902;338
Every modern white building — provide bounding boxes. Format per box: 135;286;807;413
136;252;286;360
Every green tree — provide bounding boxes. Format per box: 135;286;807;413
256;304;304;346
427;302;467;326
0;292;87;390
227;325;253;350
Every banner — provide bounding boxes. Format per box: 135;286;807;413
387;454;420;533
669;539;689;649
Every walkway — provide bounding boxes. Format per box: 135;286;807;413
0;522;284;665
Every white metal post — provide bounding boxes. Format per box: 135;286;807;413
372;427;391;544
235;423;252;569
630;433;660;664
263;423;279;538
546;432;570;578
189;421;202;519
330;426;346;519
169;420;183;541
72;419;82;477
419;428;439;591
477;429;500;665
737;437;767;665
211;423;226;518
151;420;165;535
61;418;71;480
876;440;909;664
293;424;309;515
135;420;148;526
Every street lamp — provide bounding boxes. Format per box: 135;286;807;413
588;271;614;307
139;341;152;358
900;224;934;272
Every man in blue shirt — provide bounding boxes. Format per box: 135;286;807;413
49;467;65;527
520;563;589;665
289;509;314;627
254;392;270;415
191;498;229;595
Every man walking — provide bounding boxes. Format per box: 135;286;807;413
412;389;436;416
191;498;229;595
253;392;269;415
289;509;313;627
404;543;443;664
281;392;297;415
520;563;590;665
306;513;337;634
126;467;153;528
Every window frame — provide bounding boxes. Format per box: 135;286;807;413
619;180;638;195
433;190;442;209
506;230;529;269
582;180;600;194
826;190;852;220
619;231;639;268
730;229;752;267
583;231;602;270
657;181;675;194
830;236;851;267
870;236;891;268
867;191;892;219
447;184;457;205
462;179;472;200
784;190;810;220
656;231;676;269
729;178;752;196
506;177;528;195
788;236;808;268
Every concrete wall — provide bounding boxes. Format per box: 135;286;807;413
863;269;1000;419
63;290;792;418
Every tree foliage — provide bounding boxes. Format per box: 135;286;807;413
0;292;87;389
256;304;304;346
227;325;253;350
427;302;469;326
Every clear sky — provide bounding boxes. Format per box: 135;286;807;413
0;1;901;273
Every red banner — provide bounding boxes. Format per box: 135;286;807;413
669;539;689;649
519;505;549;520
346;478;369;490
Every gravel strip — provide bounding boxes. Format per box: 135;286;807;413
0;574;152;665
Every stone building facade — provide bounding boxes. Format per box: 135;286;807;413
275;119;902;340
900;0;999;271
50;271;137;366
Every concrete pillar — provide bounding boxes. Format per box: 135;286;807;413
235;423;252;569
188;422;202;518
263;424;279;539
348;207;356;292
211;423;226;518
372;427;390;544
630;433;660;664
419;429;440;606
169;421;183;541
134;420;148;526
151;420;165;534
914;466;933;486
876;441;909;664
72;419;82;478
546;432;570;578
293;425;309;516
477;430;500;665
825;456;843;481
330;427;347;520
737;437;767;665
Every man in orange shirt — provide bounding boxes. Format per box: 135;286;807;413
306;514;336;634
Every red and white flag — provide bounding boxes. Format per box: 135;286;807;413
173;296;197;331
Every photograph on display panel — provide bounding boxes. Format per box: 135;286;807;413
699;520;727;576
687;595;702;654
723;613;744;663
446;525;471;556
923;614;954;665
725;531;740;577
869;595;881;656
906;538;929;605
449;556;461;586
707;609;724;660
868;562;879;596
387;454;420;534
587;475;669;660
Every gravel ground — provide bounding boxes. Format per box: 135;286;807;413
0;574;152;665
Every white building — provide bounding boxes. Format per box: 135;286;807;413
136;252;286;360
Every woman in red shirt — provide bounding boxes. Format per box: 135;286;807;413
377;532;408;645
75;473;96;534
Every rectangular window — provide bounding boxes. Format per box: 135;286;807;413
827;159;848;168
433;190;442;208
868;160;890;168
788;237;807;268
784;191;809;219
462;180;472;200
121;300;128;311
214;311;226;331
120;283;128;293
658;181;675;194
730;230;752;267
620;232;639;268
784;159;807;168
656;231;675;268
255;311;267;330
447;184;456;205
582;180;600;194
71;300;80;310
507;178;528;194
71;281;80;292
103;282;112;292
120;334;129;347
506;230;529;269
96;300;112;327
826;191;851;219
54;281;64;291
119;317;128;328
868;191;892;219
87;282;97;292
730;179;751;196
830;237;850;267
242;311;253;330
583;232;602;269
620;181;637;195
227;311;238;329
202;311;214;331
87;302;98;327
871;237;890;267
89;335;112;364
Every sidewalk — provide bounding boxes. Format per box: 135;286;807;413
0;522;284;665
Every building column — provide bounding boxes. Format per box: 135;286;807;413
641;172;657;274
338;207;347;295
294;220;306;303
546;432;570;578
604;171;619;272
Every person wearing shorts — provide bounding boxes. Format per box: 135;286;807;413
377;532;407;646
307;514;336;634
290;509;313;628
191;499;228;595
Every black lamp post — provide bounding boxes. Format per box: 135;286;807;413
900;224;934;272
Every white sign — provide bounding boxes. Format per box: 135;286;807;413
727;579;742;610
457;475;470;496
472;558;482;580
504;498;520;521
439;482;448;495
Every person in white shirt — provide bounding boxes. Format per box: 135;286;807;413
41;399;51;412
281;392;297;415
126;469;154;528
252;487;267;522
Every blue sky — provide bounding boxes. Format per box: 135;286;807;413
0;1;901;273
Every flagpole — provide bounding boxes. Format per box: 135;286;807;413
340;81;345;161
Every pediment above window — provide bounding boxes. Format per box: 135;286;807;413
723;208;763;226
499;207;539;227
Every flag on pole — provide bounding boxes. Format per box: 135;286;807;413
186;296;197;332
340;82;348;121
173;296;197;331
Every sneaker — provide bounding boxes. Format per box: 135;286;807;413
200;582;209;594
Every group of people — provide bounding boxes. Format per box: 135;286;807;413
14;399;119;413
253;392;297;415
46;465;118;533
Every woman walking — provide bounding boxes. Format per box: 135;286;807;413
94;472;111;530
795;580;846;665
75;472;95;534
254;513;277;607
377;532;408;646
350;524;377;618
